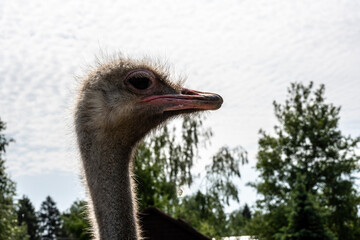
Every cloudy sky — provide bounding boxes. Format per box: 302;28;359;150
1;0;359;212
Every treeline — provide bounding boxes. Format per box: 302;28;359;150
17;196;90;240
1;82;360;240
0;119;90;240
5;194;252;240
0;115;251;240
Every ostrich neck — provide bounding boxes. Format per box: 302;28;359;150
80;134;140;240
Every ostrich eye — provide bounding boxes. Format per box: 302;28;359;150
128;76;152;90
125;70;156;92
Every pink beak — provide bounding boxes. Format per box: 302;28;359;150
140;88;223;112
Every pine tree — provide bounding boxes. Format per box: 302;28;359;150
242;204;252;220
38;196;63;240
18;195;40;240
279;174;335;240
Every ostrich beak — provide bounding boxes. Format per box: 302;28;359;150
140;88;223;112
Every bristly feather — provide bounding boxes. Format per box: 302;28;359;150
81;51;185;93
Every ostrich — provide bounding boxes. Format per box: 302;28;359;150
74;56;223;240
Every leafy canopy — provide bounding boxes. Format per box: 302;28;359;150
250;82;360;239
135;115;248;239
62;200;91;240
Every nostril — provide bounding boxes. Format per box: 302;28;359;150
181;88;198;95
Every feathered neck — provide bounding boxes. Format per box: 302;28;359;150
78;131;141;240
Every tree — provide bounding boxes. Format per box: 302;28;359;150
135;116;248;239
17;195;40;240
27;116;247;239
174;146;248;239
38;196;63;239
277;174;335;240
134;116;213;213
226;204;252;237
0;118;29;240
251;82;360;239
242;204;252;220
62;200;91;240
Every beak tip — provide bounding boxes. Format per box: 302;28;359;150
212;94;223;109
217;94;224;104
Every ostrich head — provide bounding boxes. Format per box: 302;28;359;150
76;57;223;147
75;56;223;239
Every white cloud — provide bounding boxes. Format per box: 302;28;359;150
0;0;359;209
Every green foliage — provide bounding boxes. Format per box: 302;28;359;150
244;205;289;240
135;115;248;239
251;82;360;239
38;196;63;239
277;174;335;240
242;204;252;220
17;195;40;240
175;146;248;239
205;146;247;205
226;204;252;236
176;191;225;238
62;200;91;240
0;118;29;240
134;116;212;212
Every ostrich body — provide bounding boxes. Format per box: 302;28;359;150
74;56;223;240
